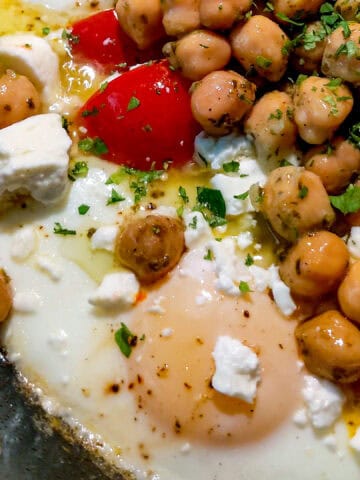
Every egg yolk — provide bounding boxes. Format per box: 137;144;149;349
127;263;302;445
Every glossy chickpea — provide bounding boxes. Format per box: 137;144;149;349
0;269;12;323
273;0;326;20
115;215;185;284
305;138;360;193
191;70;256;136
279;231;349;297
116;0;165;50
293;76;353;144
335;0;360;20
161;0;200;37
230;15;289;82
199;0;252;30
322;23;360;84
244;90;297;160
295;310;360;383
0;70;41;129
293;21;327;73
338;261;360;325
261;166;335;242
163;30;231;81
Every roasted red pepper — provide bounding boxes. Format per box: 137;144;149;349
77;60;200;170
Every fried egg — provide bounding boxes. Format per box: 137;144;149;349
0;1;360;479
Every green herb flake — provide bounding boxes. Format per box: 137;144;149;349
99;81;108;93
78;137;108;155
68;161;89;181
239;281;251;294
335;40;358;58
107;188;126;205
188;216;198;229
269;109;283;120
178;186;189;203
296;74;308;85
348;122;360;149
325;78;343;89
53;222;76;236
204;249;213;261
298;185;309;199
234;191;249;200
42;27;50;36
61;29;79;44
195;187;227;227
223;161;239;173
276;12;305;26
106;166;163;203
115;323;137;358
127;96;141;111
330;184;360;214
81;106;99;117
256;55;273;68
245;253;254;266
78;204;90;215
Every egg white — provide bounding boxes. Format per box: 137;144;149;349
0;0;360;478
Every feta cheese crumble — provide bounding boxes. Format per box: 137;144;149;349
0;114;71;204
347;226;360;259
302;375;345;429
90;225;118;252
212;335;261;403
89;271;139;310
184;211;212;248
11;226;37;261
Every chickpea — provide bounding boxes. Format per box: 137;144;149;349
0;269;12;323
0;70;41;129
191;70;256;136
115;215;185;284
322;23;360;84
279;231;349;297
305;138;360;194
293;21;327;73
116;0;165;50
338;261;360;325
230;15;289;82
273;0;325;20
244;91;297;160
163;30;231;81
161;0;200;37
335;0;360;21
261;166;335;242
293;76;353;144
295;310;360;383
199;0;252;30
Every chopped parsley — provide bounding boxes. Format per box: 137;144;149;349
178;186;189;204
330;185;360;214
335;40;358;57
107;188;126;205
268;109;283;120
81;106;99;117
239;281;251;294
245;253;254;266
275;12;304;26
42;27;50;36
106;166;163;203
78;137;108;155
99;81;108;93
234;191;249;200
204;249;213;261
61;29;79;44
115;323;137;358
188;216;198;229
127;96;141;111
348;122;360;149
78;204;90;215
53;222;76;236
68;161;89;181
195;187;226;227
256;55;273;68
223;161;239;173
298;185;309;199
325;78;343;89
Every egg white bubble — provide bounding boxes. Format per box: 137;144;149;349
0;157;358;479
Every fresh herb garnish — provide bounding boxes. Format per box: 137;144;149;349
256;55;273;68
42;27;50;36
53;222;76;236
223;161;239;172
78;137;108;155
127;96;141;111
348;122;360;149
62;29;79;44
115;323;137;358
81;106;99;117
330;184;360;214
195;187;226;227
188;216;198;229
78;204;90;215
276;12;304;26
245;253;254;266
298;185;309;199
234;191;249;200
68;161;89;181
178;186;189;204
106;167;163;203
99;81;108;93
239;281;251;294
269;109;283;120
204;249;213;261
107;188;126;205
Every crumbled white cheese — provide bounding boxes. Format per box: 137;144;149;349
161;328;173;338
152;205;177;218
147;296;166;315
248;265;270;293
194;132;255;170
292;408;308;428
47;329;68;355
322;434;337;452
184;211;212;248
350;426;360;452
210;160;266;216
268;265;296;316
347;226;360;259
36;255;63;281
0;34;59;105
0;114;71;204
237;231;253;250
212;335;261;403
302;375;345;429
195;289;213;306
10;226;37;261
180;443;191;454
89;271;139;310
90;225;118;252
13;291;41;313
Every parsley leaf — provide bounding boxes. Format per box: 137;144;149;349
53;222;76;236
78;204;90;215
330;184;360;214
245;253;254;266
223;161;239;172
348;122;360;149
204;249;213;261
195;187;226;227
256;55;272;68
127;96;141;111
68;161;89;181
276;12;305;26
42;27;50;36
81;106;99;117
188;216;198;229
269;109;283;120
298;185;309;199
106;167;163;203
78;137;108;155
178;186;189;203
107;188;125;205
239;281;251;294
115;323;137;358
234;191;249;200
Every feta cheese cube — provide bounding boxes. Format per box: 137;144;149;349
212;335;261;403
184;211;212;248
268;265;296;316
89;271;140;310
0;113;71;204
90;225;118;252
